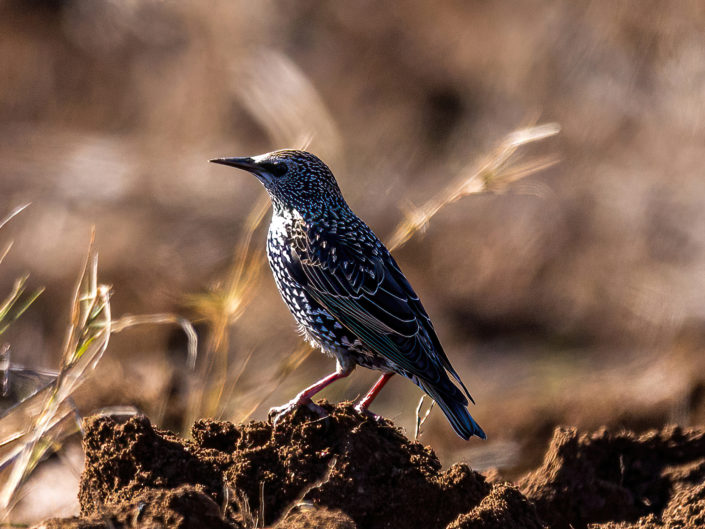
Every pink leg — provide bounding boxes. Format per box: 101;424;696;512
269;368;351;425
293;370;351;405
355;373;394;413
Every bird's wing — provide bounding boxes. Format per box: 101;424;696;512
286;219;473;403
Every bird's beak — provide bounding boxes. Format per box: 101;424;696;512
209;156;259;171
209;156;274;186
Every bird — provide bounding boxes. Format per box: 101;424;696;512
210;150;485;440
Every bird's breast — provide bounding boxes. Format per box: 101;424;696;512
266;212;318;327
266;213;362;357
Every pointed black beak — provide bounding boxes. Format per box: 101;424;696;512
209;157;259;171
210;156;275;186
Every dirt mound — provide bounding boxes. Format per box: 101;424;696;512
75;402;504;529
78;415;227;516
519;426;705;529
446;483;544;529
38;406;705;529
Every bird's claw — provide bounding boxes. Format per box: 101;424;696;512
268;399;328;426
354;403;383;422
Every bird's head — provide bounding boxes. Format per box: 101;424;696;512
210;150;344;214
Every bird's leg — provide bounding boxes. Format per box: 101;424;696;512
268;363;352;426
354;372;394;417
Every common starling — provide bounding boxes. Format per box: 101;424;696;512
210;150;485;440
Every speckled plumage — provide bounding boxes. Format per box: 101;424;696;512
211;150;485;440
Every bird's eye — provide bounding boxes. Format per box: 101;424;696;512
260;161;288;178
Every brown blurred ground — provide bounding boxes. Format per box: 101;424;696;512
2;0;705;501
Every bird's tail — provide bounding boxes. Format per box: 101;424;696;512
421;383;486;441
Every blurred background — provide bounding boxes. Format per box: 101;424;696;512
2;0;705;521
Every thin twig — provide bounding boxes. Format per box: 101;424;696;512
414;395;435;441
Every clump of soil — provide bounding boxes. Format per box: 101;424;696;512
78;415;227;516
519;426;705;529
588;482;705;528
76;402;503;529
39;485;230;529
38;404;705;529
446;483;544;529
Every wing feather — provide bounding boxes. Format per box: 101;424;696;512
286;219;474;403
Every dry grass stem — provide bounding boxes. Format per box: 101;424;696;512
215;348;255;419
233;48;342;162
232;484;265;529
414;395;435;441
0;345;9;397
0;243;13;268
0;206;43;339
0;205;30;232
0;277;44;338
387;123;560;251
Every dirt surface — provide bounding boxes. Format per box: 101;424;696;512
37;485;230;529
37;404;705;529
520;426;705;529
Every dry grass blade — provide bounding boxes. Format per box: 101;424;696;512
233;487;256;529
221;484;232;518
0;238;111;514
0;205;30;233
0;345;9;397
0;277;44;337
0;206;43;339
257;481;265;529
0;208;199;515
414;395;435;441
232;48;342;162
387;122;560;251
0;243;13;268
0;520;31;528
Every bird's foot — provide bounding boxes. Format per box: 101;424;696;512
354;403;383;422
268;398;328;427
